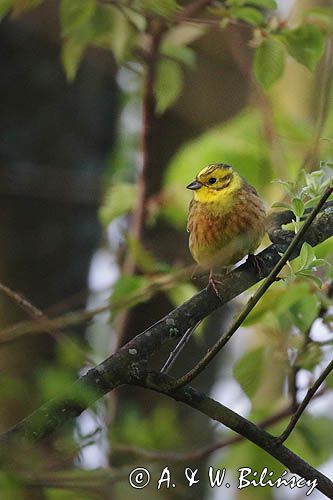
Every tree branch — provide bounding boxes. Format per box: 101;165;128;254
167;185;333;389
139;371;333;498
1;203;333;445
112;389;327;463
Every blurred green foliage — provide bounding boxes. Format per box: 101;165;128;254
112;404;184;449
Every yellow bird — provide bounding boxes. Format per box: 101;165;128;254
187;163;266;293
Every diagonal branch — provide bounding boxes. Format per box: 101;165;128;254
1;202;333;446
140;371;333;498
278;358;333;444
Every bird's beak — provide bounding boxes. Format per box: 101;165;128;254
186;180;202;190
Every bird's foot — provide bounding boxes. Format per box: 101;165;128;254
247;253;265;277
208;271;224;303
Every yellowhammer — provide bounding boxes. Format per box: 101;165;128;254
187;163;266;293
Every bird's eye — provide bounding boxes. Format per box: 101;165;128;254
208;177;217;184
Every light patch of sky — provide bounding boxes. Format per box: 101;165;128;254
75;410;110;470
276;0;295;20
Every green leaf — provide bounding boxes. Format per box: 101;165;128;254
155;59;183;114
281;24;325;71
296;270;323;288
0;0;12;20
254;37;286;89
230;6;264;26
299;242;315;269
304;7;333;33
93;5;135;62
61;39;86;82
161;43;196;68
289;293;320;331
233;347;265;399
247;0;277;8
309;258;328;269
291;197;304;218
167;283;198;307
297;416;333;462
142;0;178;18
111;274;149;305
60;0;95;38
271;201;291;209
296;343;323;371
99;183;138;226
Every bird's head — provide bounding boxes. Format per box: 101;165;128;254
186;163;242;203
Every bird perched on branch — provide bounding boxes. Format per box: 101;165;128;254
187;163;266;295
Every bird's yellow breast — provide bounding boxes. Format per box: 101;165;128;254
187;181;266;269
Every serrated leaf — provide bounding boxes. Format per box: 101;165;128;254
247;0;277;8
292;197;304;218
0;0;12;20
99;183;138;226
60;0;95;37
155;59;183;114
299;242;315;269
281;24;325;71
230;6;264;26
233;347;265;399
254;37;286;89
61;39;86;82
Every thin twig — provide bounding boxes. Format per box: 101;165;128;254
289;324;312;411
278;359;333;444
161;321;201;373
0;267;192;344
0;282;91;361
167;185;333;390
142;372;333;498
289;281;333;410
